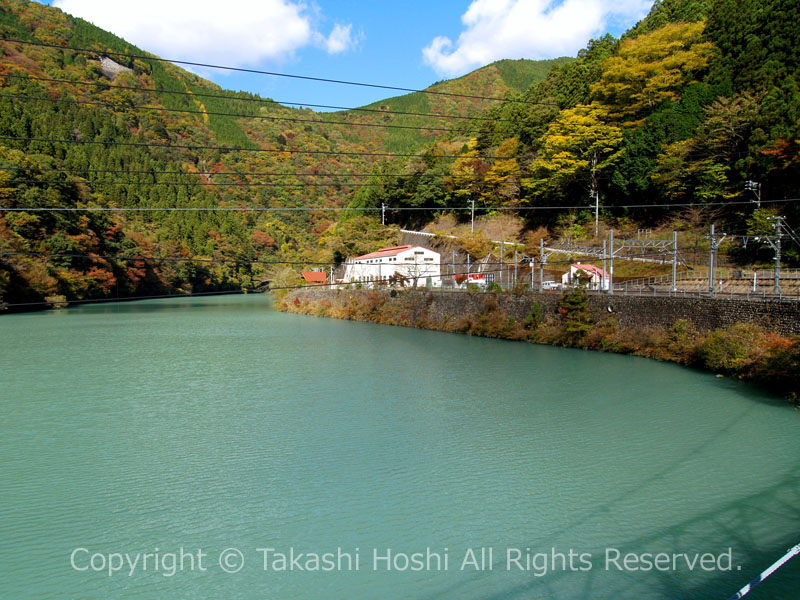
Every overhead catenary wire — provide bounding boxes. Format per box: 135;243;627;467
0;261;640;310
0;74;520;123
0;38;562;107
1;250;681;268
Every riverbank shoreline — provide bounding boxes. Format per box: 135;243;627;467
277;287;800;403
0;288;254;314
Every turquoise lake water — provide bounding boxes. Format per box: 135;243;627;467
1;294;798;599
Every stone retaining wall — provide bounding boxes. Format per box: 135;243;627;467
283;288;800;336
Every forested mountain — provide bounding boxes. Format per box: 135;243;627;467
0;0;798;308
367;0;800;239
0;0;563;306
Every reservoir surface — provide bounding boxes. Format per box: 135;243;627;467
1;294;798;599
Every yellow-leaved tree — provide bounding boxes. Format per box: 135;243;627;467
525;104;623;207
482;137;522;206
591;21;713;125
448;137;490;208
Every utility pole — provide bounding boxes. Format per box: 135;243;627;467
470;199;475;233
514;248;518;287
590;189;600;237
707;224;727;296
765;216;784;295
381;202;386;225
539;238;545;292
608;229;614;295
745;180;761;209
672;230;678;293
530;257;535;289
602;240;608;292
500;243;504;289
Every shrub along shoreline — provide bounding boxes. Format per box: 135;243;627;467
277;287;800;403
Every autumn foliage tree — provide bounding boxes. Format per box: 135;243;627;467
525;104;623;203
591;21;713;125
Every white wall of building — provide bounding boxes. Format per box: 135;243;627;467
342;246;441;288
561;264;609;291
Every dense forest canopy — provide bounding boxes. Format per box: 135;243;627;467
0;0;798;307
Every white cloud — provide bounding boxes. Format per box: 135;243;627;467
423;0;652;77
52;0;358;66
319;23;358;54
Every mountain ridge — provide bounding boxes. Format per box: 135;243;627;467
2;0;798;310
0;0;568;306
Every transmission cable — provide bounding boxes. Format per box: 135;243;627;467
1;198;796;212
0;93;480;134
0;38;561;107
15;167;487;179
0;134;494;160
0;74;518;123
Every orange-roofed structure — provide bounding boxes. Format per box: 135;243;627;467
301;271;327;285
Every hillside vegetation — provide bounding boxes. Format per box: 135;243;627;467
0;0;564;306
352;0;800;261
0;0;798;307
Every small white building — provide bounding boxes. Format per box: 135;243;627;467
453;272;487;289
342;245;441;288
562;263;609;291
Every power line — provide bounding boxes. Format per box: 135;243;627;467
2;178;408;188
1;74;518;124
0;93;479;134
1;200;796;212
0;134;489;160
0;129;763;164
1;38;560;107
7;177;800;204
0;251;332;266
17;167;486;179
0;206;466;212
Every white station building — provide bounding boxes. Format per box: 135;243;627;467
561;263;610;291
342;245;441;288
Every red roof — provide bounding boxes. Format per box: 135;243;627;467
301;271;327;283
571;263;608;278
353;245;416;260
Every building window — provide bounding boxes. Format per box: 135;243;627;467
424;258;433;262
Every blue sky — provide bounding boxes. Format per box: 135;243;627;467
36;0;654;110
